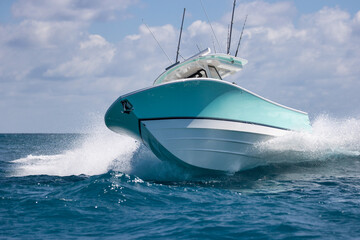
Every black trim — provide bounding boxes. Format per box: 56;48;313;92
138;119;145;144
139;117;291;131
165;61;180;70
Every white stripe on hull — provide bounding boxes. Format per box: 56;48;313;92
141;119;288;172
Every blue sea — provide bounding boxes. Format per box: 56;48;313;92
1;116;360;239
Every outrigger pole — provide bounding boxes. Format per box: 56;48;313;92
235;14;247;57
143;19;172;65
227;0;236;54
176;8;186;63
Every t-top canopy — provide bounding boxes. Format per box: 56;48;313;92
153;48;248;85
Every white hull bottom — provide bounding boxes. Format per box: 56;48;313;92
140;119;288;172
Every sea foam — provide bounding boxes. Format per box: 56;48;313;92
256;115;360;162
11;115;360;177
11;118;140;177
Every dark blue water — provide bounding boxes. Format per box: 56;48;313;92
1;116;360;239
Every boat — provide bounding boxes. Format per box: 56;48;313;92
104;6;311;172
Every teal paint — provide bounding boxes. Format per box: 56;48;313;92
105;79;311;139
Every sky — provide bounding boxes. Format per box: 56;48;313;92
1;0;360;133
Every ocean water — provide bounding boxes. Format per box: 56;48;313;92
1;116;360;239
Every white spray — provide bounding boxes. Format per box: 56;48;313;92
257;115;360;162
11;115;360;177
11;115;140;177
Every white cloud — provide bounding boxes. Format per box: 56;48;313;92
12;0;137;21
234;5;360;116
45;34;116;78
118;23;178;77
229;1;297;27
300;7;352;43
3;20;84;49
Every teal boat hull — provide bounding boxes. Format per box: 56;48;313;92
105;79;311;172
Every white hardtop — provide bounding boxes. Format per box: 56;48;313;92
153;48;248;85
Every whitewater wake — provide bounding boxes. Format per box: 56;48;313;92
11;119;140;177
10;115;360;178
256;115;360;163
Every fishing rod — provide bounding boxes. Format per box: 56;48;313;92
235;14;247;57
227;0;236;54
175;8;186;63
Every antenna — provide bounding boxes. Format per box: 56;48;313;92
142;19;172;64
175;8;186;63
235;14;247;57
196;44;201;52
227;0;236;54
227;24;230;54
199;0;223;53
